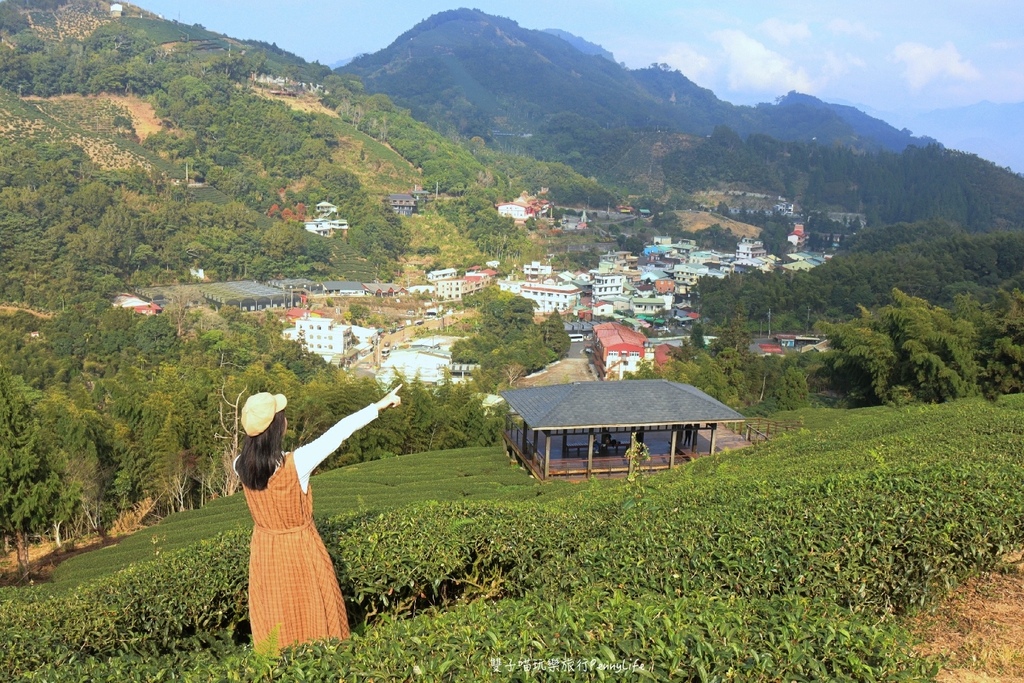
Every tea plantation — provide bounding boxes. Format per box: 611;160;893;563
4;396;1024;680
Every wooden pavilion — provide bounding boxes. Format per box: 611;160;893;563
501;380;745;480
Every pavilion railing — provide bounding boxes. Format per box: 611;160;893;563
737;418;803;443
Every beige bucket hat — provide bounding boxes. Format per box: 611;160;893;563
241;392;288;436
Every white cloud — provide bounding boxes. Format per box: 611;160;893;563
827;19;880;41
821;51;866;81
758;18;810;46
712;29;814;94
658;43;715;84
890;41;981;91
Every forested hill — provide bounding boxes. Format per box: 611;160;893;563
0;0;612;308
341;8;934;154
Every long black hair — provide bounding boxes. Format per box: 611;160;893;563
237;410;287;491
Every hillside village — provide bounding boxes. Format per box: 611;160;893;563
114;207;831;387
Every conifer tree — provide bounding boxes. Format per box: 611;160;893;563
0;366;64;580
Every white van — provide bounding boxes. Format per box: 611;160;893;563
568;333;586;342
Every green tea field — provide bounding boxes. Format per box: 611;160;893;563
3;396;1024;681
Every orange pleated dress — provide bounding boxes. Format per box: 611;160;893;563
242;452;350;648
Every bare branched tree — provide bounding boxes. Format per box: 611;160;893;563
215;387;245;497
503;362;526;388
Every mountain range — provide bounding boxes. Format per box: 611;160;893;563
338;8;1024;176
341;9;936;154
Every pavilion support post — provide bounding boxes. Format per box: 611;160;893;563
561;431;567;462
544;431;551;480
669;427;677;469
709;423;717;455
587;429;594;479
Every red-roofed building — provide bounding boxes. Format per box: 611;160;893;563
496;192;551;223
133;302;162;316
757;343;785;355
787;223;806;250
463;270;494;295
285;307;318;322
654;343;675;368
593;322;653;380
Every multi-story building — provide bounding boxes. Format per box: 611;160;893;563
523;261;553;281
593;322;653;380
463;270;493;295
435;278;466;301
283;314;352;363
672;264;711;294
519;282;581;313
592;272;625;299
736;238;767;260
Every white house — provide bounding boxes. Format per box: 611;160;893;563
498;280;580;313
523;261;553;281
519;283;581;313
304;202;348;237
497;202;530;220
377;348;454;385
283;315;352;363
427;268;458;282
592;273;624;300
631;295;673;314
736;238;767;260
497;280;523;295
516;282;581;313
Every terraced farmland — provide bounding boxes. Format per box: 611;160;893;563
0;89;177;173
122;17;232;48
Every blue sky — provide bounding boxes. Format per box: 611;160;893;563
138;0;1023;115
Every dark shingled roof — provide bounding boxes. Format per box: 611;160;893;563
501;380;744;429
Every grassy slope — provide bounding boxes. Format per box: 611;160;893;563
48;447;572;591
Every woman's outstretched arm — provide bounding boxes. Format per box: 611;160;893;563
292;386;402;492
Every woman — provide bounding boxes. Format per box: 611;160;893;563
235;385;402;650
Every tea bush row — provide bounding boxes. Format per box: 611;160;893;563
4;397;1023;676
16;589;934;681
3;454;1021;675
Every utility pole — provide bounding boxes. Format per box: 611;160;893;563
767;307;772;337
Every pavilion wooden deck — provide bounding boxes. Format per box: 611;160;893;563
503;422;750;481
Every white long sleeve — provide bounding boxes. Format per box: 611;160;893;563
292;403;379;493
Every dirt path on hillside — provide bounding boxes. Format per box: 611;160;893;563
518;357;595;387
254;90;339;118
0;305;52;318
911;552;1024;680
673;210;761;239
0;535;122;587
106;95;163;139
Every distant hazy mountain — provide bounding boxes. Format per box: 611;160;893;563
329;57;355;69
773;92;939;151
341;8;933;155
905;102;1024;173
542;29;616;62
